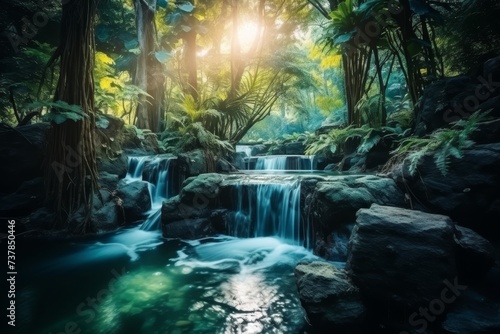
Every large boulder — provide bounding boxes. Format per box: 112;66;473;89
177;149;208;177
414;61;500;136
0;123;48;193
98;171;120;190
0;177;44;216
295;261;365;328
454;225;495;283
162;174;226;238
163;213;226;239
98;154;128;178
285;142;305;155
392;143;500;238
90;189;125;232
347;204;457;307
442;290;500;334
178;173;224;207
116;181;151;222
311;175;405;228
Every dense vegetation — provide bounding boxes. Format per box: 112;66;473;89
1;0;499;228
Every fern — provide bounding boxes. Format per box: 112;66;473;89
304;125;402;156
391;111;489;176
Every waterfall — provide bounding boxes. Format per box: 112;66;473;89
255;156;287;170
252;155;316;171
229;180;310;248
125;156;173;231
235;145;253;157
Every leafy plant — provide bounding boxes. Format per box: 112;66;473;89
305;125;404;156
391;111;488;176
26;100;88;124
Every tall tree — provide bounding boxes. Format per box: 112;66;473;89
134;0;165;131
44;0;98;231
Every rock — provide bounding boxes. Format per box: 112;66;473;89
0;123;48;193
216;158;238;173
116;181;151;222
177;149;207;177
178;173;224;207
98;172;120;190
454;225;495;283
483;55;500;84
269;145;285;155
314;225;354;262
472;118;500;144
442;290;500;334
295;261;365;328
161;174;227;238
392;143;500;238
0;177;44;216
251;144;267;156
323;163;339;172
231;152;246;170
415;75;479;135
98;154;128;178
340;153;366;172
347;204;457;307
164;218;218;239
92;198;122;232
477;95;500;119
415;56;500;136
311;175;405;228
27;207;55;230
162;195;214;224
285;142;305;155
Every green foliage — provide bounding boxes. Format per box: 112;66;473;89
392;111;488;176
94;51;150;120
175;122;233;157
440;0;500;73
0;42;57;124
26;100;87;124
305;125;403;156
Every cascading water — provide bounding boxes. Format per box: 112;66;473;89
255;156;287;170
19;157;322;334
125;156;173;231
251;155;316;171
235;144;253;157
228;180;310;248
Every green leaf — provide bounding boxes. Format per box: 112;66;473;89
96;25;110;42
124;38;139;50
166;12;182;25
157;0;168;8
334;31;355;44
42;111;84;124
178;3;194;12
96;115;110;129
155;50;171;63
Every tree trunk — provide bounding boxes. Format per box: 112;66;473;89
44;0;98;231
134;0;164;132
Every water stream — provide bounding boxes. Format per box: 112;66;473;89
17;155;319;334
